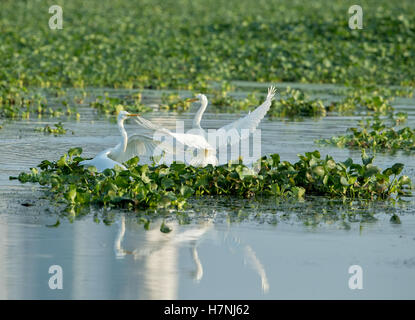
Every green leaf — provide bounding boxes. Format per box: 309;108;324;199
57;155;67;167
343;158;354;168
161;177;175;189
313;166;325;177
68;147;82;158
271;154;280;166
180;185;194;197
340;176;349;186
390;214;401;224
364;165;380;177
126;156;139;167
160;221;172;233
46;220;60;228
326;160;336;170
391;163;404;175
362;150;374;166
65;185;77;203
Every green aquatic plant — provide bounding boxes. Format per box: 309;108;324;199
330;95;393;115
209;87;326;117
11;149;412;215
160;93;194;111
34;122;71;136
0;81;46;119
328;86;395;115
209;90;261;112
90;93;151;115
350;85;414;100
269;87;326;118
316;116;415;152
392;112;408;125
0;81;80;120
1;0;415;91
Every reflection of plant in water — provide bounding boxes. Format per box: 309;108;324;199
39;189;410;236
279;197;407;227
183;195;409;228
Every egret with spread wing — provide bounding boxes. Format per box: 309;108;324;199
193;86;277;140
79;111;171;172
134;86;277;166
134;113;218;166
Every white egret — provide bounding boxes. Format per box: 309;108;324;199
79;111;171;172
80;86;277;171
134;86;277;166
134;113;218;166
79;149;127;172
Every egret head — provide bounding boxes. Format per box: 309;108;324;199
117;110;140;122
186;94;207;104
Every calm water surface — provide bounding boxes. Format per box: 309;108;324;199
0;85;414;299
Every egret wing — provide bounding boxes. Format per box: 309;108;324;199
218;86;277;145
134;116;213;150
115;134;172;163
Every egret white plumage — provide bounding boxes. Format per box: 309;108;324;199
79;149;127;172
80;86;277;171
134;112;218;166
134;86;277;166
79;111;171;172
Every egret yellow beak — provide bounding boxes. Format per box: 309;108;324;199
128;113;141;117
185;98;198;103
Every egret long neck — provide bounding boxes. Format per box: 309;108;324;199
118;118;128;152
192;96;208;129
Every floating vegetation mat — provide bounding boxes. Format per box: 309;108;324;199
2;0;415;89
34;122;72;136
0;81;80;120
316;116;415;153
11;149;412;219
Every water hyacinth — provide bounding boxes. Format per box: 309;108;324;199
268;87;326;118
90;92;152;115
34;122;70;136
12;148;412;213
2;0;415;90
316;117;415;152
159;92;195;111
0;81;80;121
0;81;48;119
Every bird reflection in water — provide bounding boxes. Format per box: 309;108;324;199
114;215;269;298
